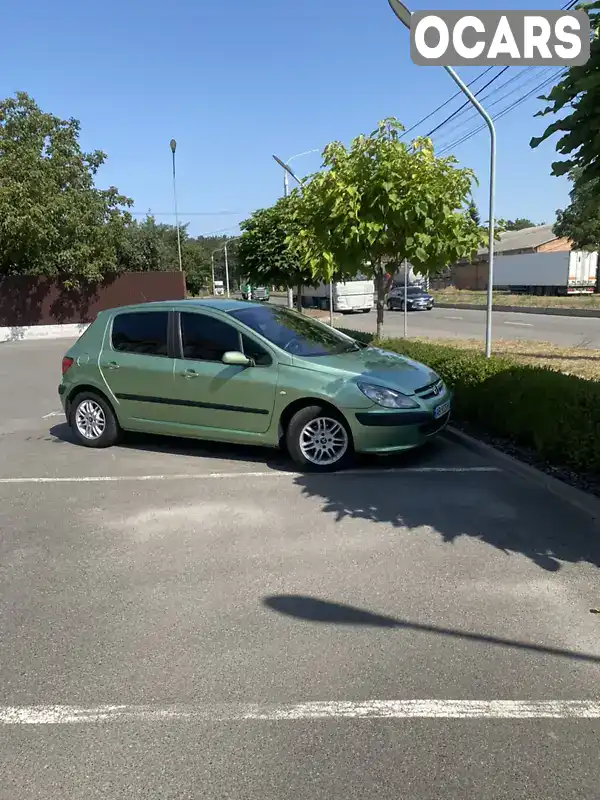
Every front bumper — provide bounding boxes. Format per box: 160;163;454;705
348;402;451;453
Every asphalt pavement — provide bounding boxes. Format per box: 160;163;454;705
268;295;600;348
1;338;600;799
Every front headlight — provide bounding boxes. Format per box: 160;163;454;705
357;382;420;409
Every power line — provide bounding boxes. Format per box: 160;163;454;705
400;66;496;139
433;66;557;146
437;69;565;156
426;67;510;137
408;0;580;142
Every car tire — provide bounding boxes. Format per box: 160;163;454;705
69;391;121;449
286;405;354;473
387;300;394;311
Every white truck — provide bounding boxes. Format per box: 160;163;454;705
492;251;598;295
297;277;375;313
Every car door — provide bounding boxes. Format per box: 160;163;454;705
99;309;175;426
171;310;278;434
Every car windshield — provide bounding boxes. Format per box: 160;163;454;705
229;305;361;357
406;287;424;295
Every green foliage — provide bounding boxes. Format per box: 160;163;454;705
554;168;600;253
237;195;313;290
530;1;600;192
291;118;484;335
116;216;234;295
0;92;133;287
339;329;600;475
467;199;481;227
505;218;537;231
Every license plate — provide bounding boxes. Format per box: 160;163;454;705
434;400;451;419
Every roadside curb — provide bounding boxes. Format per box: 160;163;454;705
443;426;600;527
435;302;600;318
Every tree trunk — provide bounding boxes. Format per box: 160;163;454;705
296;283;303;313
374;265;386;339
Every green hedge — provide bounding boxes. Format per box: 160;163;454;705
339;329;600;475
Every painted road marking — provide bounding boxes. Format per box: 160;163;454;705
2;701;600;724
444;315;464;320
42;411;63;419
0;467;501;485
503;321;533;327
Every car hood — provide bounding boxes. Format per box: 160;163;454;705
292;346;438;393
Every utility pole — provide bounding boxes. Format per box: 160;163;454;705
224;243;230;298
169;139;183;273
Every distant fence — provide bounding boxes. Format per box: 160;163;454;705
0;271;186;327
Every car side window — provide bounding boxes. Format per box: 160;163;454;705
111;311;169;356
241;334;272;367
180;312;241;361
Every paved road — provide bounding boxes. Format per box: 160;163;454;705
1;339;600;799
268;295;600;348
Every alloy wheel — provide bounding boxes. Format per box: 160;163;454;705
75;399;106;440
299;416;349;466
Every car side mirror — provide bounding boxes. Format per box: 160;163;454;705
222;350;252;367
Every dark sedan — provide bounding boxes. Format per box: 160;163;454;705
387;286;434;311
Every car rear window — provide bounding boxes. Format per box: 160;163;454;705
111;311;169;356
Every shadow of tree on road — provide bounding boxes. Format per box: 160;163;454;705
294;470;600;572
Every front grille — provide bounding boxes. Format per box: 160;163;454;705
415;379;444;400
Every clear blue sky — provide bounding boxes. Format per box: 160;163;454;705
1;0;572;236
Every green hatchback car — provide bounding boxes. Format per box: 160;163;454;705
59;299;451;472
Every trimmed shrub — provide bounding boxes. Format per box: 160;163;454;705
339;329;600;475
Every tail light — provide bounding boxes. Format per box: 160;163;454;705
62;357;74;375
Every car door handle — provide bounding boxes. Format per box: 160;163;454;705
181;369;199;378
104;361;120;370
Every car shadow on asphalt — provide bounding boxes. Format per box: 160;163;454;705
263;595;600;664
48;423;451;474
293;468;600;573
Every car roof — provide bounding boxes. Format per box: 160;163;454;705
104;298;261;315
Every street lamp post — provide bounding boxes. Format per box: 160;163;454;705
273;153;335;328
275;149;320;312
210;252;216;295
169;139;184;273
387;0;496;358
224;242;230;297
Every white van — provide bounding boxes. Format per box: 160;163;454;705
298;276;374;313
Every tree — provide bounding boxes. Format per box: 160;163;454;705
291;119;484;336
554;168;600;256
505;218;537;231
0;92;132;286
238;194;314;311
530;2;600;194
467;199;481;227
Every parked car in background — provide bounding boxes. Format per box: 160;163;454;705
59;299;451;472
241;284;270;301
388;285;434;311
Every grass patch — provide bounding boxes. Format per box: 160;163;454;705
411;337;600;381
432;288;600;309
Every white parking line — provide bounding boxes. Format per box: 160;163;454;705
42;411;63;419
503;321;533;327
0;467;501;484
443;315;464;320
2;700;600;724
